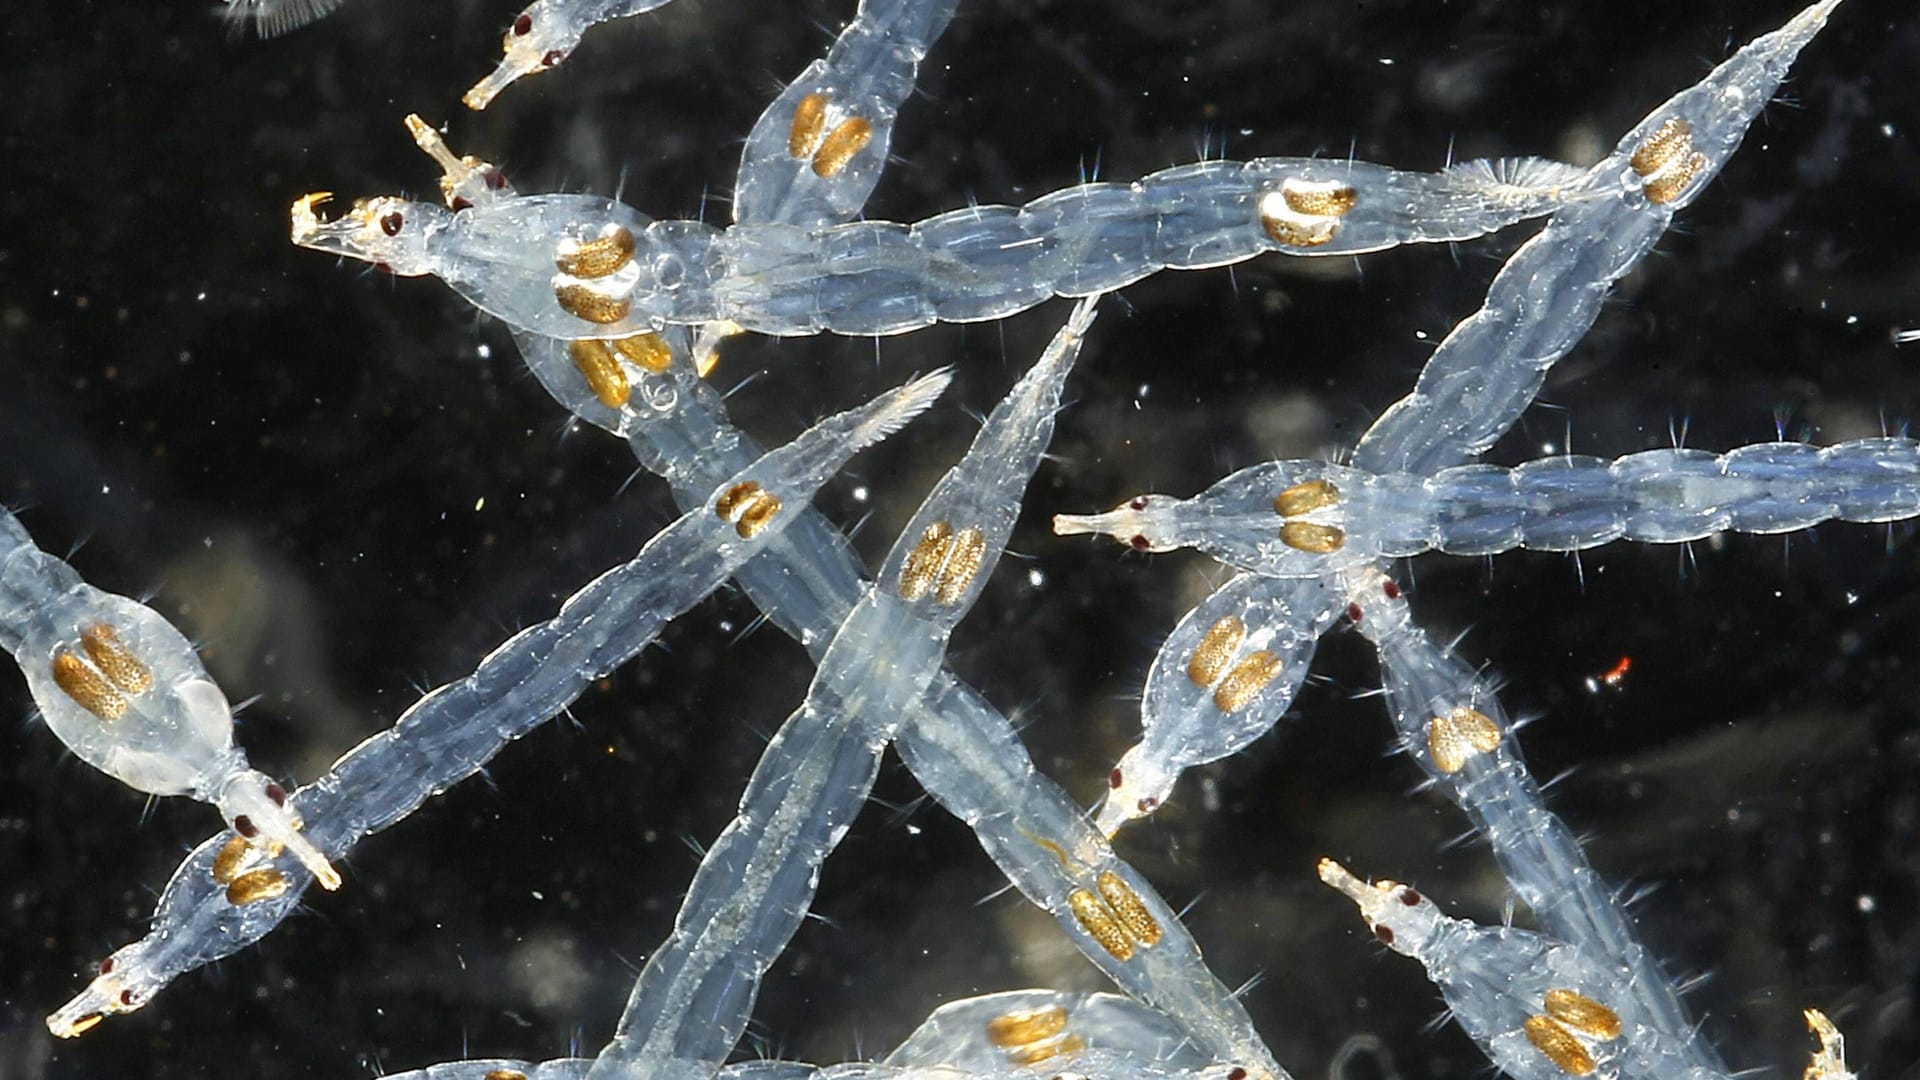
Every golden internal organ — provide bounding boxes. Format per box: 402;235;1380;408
1427;706;1502;773
553;224;636;279
933;526;986;605
715;481;781;539
225;868;291;906
1068;888;1134;961
789;92;828;158
1096;870;1163;946
612;331;674;373
211;835;254;886
1281;180;1359;218
812;116;873;178
1630;118;1692;176
1006;1033;1086;1065
52;651;128;721
735;493;782;539
1279;521;1345;554
81;625;151;694
1629;118;1704;206
1187;616;1246;688
1525;1016;1598;1076
986;1005;1069;1047
897;521;986;605
1275;478;1339;518
1212;650;1283;713
567;339;632;409
554;283;633;325
1544;989;1623;1040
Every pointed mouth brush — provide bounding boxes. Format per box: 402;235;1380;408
1052;511;1115;537
280;829;343;891
464;57;538;111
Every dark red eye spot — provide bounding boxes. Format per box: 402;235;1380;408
1228;1070;1248;1080
1401;888;1422;906
1129;496;1150;511
1373;924;1394;946
482;167;507;190
450;196;474;211
98;957;114;974
512;12;532;34
234;815;258;838
379;211;404;236
373;262;395;275
1346;602;1363;624
1128;535;1151;551
1382;579;1400;600
541;49;566;67
119;989;135;1006
265;781;286;807
1136;796;1158;813
1108;768;1123;789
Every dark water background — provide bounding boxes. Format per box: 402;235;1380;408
3;1;1920;1078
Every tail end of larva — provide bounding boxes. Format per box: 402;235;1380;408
220;0;345;39
848;368;955;450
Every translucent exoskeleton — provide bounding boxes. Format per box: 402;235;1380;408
886;989;1215;1072
582;300;1097;1080
1339;565;1713;1073
45;369;949;1037
1;508;341;892
293;141;1585;342
1055;437;1920;577
1319;859;1850;1080
1094;572;1344;836
1352;0;1845;477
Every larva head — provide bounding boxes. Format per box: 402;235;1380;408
290;192;448;277
463;0;583;110
1052;494;1185;553
1317;858;1445;958
214;770;342;891
47;941;160;1038
1094;745;1177;837
20;590;237;797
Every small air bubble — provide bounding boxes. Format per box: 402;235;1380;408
474;497;486;512
851;485;869;502
1027;568;1045;588
1858;894;1877;913
477;344;492;359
